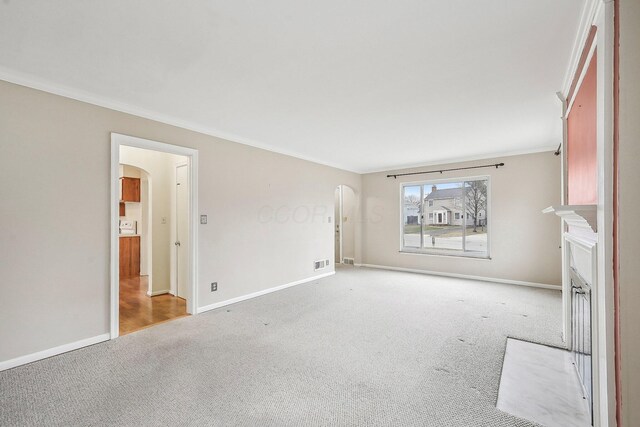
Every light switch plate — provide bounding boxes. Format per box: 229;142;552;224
200;215;208;224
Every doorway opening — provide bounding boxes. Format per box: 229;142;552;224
110;134;199;338
334;185;356;265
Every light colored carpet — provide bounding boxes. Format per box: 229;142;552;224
497;338;591;427
0;267;562;426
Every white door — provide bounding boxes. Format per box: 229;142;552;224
175;164;189;299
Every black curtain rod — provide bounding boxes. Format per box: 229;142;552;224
386;162;505;179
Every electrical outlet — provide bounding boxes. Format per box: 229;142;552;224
211;282;217;292
200;215;208;224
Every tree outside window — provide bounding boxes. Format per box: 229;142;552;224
401;177;489;258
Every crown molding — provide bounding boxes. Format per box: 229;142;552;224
362;145;558;175
0;66;360;173
0;66;561;176
561;0;603;97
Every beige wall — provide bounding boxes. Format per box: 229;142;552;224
360;152;562;285
618;0;640;425
0;80;360;363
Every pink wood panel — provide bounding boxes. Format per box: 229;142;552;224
567;51;598;205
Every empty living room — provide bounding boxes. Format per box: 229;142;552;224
1;1;639;426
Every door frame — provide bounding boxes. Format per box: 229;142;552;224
110;133;199;339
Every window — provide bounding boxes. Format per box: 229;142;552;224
401;177;489;258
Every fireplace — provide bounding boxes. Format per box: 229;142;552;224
544;204;599;426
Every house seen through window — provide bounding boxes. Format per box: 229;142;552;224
401;177;489;258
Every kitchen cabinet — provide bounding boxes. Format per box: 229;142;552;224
120;177;140;202
119;235;140;278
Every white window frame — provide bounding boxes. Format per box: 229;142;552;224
399;175;491;259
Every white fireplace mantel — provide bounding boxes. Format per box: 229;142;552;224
544;202;601;425
542;204;597;233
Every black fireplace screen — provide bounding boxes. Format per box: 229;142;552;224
570;267;593;421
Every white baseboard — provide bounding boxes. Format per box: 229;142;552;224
146;289;170;296
357;264;560;290
0;333;110;372
197;271;335;314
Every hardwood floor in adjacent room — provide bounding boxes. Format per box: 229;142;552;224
119;276;188;335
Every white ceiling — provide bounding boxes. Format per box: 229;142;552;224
0;0;585;173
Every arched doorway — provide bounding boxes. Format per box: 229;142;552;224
334;185;356;265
